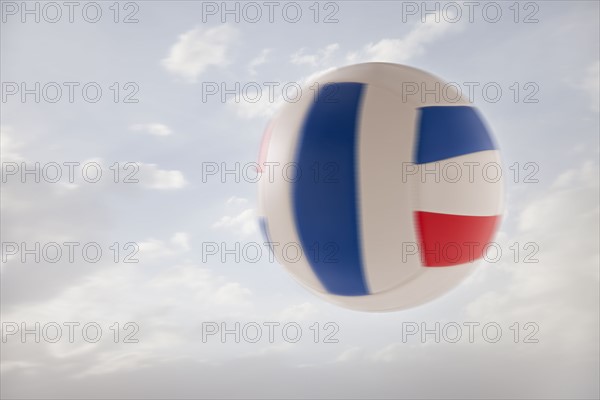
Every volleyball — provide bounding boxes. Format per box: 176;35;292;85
258;63;503;311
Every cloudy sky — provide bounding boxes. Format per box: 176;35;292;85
1;1;599;398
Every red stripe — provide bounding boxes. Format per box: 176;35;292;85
257;120;274;173
415;211;501;267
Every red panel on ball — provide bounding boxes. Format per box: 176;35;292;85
415;211;500;267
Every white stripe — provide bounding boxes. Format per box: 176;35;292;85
415;150;504;216
357;84;423;294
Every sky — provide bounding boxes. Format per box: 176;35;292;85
0;1;599;398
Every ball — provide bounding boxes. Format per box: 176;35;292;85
258;63;503;311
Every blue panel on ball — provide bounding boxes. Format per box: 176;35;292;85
293;82;368;296
415;106;496;164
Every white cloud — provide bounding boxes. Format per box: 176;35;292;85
0;259;256;379
248;48;272;75
0;361;41;375
73;351;164;378
231;44;340;120
285;16;461;104
148;265;254;310
129;123;172;136
370;343;403;363
228;92;282;119
162;25;238;82
138;163;188;190
278;302;319;321
138;232;190;259
226;196;249;206
239;342;295;359
171;232;190;251
335;347;362;363
346;13;462;64
290;43;339;67
0;126;24;161
212;208;257;236
580;61;599;113
213;282;253;307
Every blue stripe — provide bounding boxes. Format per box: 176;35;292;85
293;82;368;296
415;106;496;164
258;217;274;257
